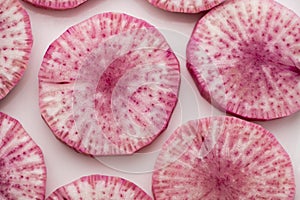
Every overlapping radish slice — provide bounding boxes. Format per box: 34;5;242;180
152;116;295;199
39;12;180;155
0;112;46;199
22;0;88;10
187;0;300;120
0;0;32;100
146;0;225;13
47;174;152;199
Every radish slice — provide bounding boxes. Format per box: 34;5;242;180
46;174;152;199
22;0;88;10
0;0;32;100
152;116;295;199
38;12;180;155
146;0;225;13
187;0;300;120
0;112;46;199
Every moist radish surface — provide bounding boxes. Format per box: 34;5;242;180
38;12;180;156
46;174;152;199
0;112;46;199
187;0;300;120
22;0;88;10
146;0;225;13
3;0;299;198
0;0;32;100
152;116;295;199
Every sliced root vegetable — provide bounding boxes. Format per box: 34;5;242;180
47;174;152;199
187;0;300;120
38;12;180;156
0;0;32;100
22;0;88;10
152;116;295;199
146;0;225;13
0;112;46;199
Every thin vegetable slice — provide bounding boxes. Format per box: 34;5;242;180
187;0;300;120
146;0;225;13
152;116;295;199
0;112;46;199
22;0;88;10
38;12;180;156
0;0;32;100
47;174;152;200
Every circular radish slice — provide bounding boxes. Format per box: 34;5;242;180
22;0;88;10
187;0;300;120
0;0;32;100
46;174;152;199
152;116;295;199
38;12;180;155
146;0;225;13
0;112;46;199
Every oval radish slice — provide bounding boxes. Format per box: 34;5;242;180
152;116;295;199
0;112;46;199
146;0;225;13
38;12;180;155
187;0;300;120
0;0;32;100
22;0;88;10
46;174;152;199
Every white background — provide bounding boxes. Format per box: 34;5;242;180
2;0;299;198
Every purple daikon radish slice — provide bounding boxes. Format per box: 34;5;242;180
152;116;295;199
0;0;32;100
22;0;88;10
146;0;225;13
0;112;46;199
187;0;300;120
46;174;152;200
38;12;180;156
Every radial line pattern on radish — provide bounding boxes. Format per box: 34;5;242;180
22;0;88;10
0;113;46;199
187;0;300;120
0;0;32;100
146;0;226;13
39;12;180;156
152;116;295;199
46;174;152;199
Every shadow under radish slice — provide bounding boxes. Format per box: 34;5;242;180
0;112;47;199
152;116;295;199
22;0;88;10
187;0;300;120
0;0;32;100
38;12;180;156
46;174;152;200
146;0;225;13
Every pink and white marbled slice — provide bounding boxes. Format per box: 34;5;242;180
152;116;295;199
47;175;152;200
